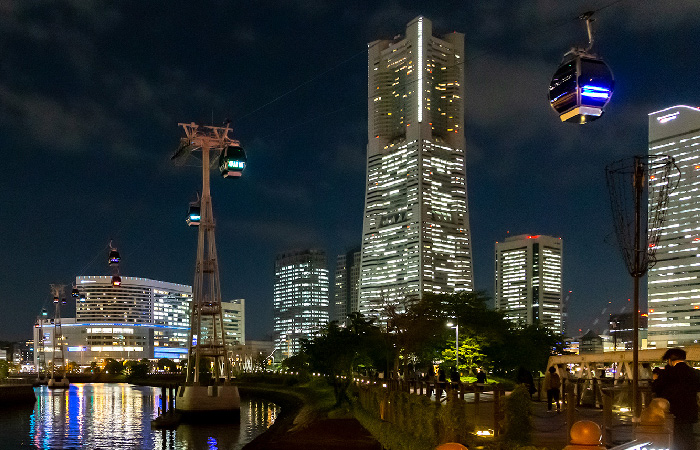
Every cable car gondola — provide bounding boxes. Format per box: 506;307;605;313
549;12;614;124
71;287;80;299
112;275;121;286
186;194;201;227
108;249;120;266
219;144;246;178
186;203;201;226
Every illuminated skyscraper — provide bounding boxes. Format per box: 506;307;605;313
273;249;329;358
647;105;700;348
494;234;563;333
332;248;361;324
360;17;473;320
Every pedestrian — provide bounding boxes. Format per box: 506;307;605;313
516;366;536;398
652;347;700;450
544;366;561;412
426;368;435;398
476;368;487;384
437;368;447;399
450;366;460;383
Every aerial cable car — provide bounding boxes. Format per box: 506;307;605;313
549;11;614;124
186;193;201;227
108;241;120;266
71;286;80;300
112;275;122;286
219;144;247;178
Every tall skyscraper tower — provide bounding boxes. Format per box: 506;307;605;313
360;17;473;319
494;234;563;333
333;247;361;324
647;105;700;348
273;249;329;359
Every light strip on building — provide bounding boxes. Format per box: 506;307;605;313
417;17;423;123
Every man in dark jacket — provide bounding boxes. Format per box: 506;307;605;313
653;347;700;450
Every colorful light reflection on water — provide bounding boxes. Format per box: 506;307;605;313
0;383;279;450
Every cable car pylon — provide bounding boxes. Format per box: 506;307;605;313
47;284;70;388
171;121;244;417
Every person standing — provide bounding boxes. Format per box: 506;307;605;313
653;347;700;450
476;368;487;384
544;366;561;412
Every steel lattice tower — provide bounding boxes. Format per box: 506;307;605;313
177;123;236;385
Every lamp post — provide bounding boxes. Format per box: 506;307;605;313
446;322;459;373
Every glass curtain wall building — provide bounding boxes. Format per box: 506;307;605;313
34;276;193;364
273;250;329;359
494;234;563;333
332;248;361;324
360;17;474;321
648;105;700;347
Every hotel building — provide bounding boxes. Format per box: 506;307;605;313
647;105;700;347
360;17;474;320
34;276;246;365
273;250;329;359
494;234;563;333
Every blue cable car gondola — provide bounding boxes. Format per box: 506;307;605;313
549;12;614;124
186;196;201;227
219;145;246;178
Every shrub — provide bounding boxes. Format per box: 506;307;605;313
502;384;532;444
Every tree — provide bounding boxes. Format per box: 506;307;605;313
301;313;385;406
124;359;149;379
104;358;123;375
0;360;8;380
65;361;79;373
485;324;564;377
440;335;487;375
157;358;177;372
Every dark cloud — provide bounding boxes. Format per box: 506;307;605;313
0;1;697;341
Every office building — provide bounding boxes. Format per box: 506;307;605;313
360;17;474;320
494;234;563;333
332;248;361;324
647;105;700;347
609;312;648;351
35;276;192;365
273;250;329;359
221;299;245;346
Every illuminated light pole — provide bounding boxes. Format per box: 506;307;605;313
447;322;459;373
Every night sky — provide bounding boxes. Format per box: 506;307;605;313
1;1;699;342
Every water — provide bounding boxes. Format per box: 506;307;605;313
0;383;280;450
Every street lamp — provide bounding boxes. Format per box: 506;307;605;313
446;322;459;374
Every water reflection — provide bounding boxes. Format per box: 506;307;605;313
0;383;279;449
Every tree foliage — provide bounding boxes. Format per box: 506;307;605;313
292;292;565;387
104;358;123;375
293;313;386;405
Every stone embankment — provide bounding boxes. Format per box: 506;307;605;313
0;380;36;405
239;384;381;450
